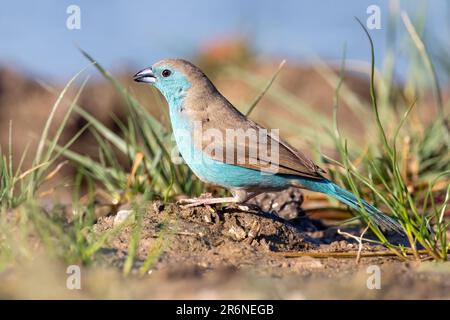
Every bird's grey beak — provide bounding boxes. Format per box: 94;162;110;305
133;67;156;84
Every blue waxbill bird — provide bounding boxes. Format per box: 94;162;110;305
133;59;402;232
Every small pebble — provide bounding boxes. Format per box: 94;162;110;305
114;209;131;226
227;225;247;241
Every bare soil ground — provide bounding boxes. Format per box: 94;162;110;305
88;190;450;299
1;189;450;299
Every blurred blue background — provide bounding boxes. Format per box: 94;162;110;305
0;0;448;81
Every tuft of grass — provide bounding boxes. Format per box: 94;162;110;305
323;18;449;261
0;67;150;272
1;68;90;209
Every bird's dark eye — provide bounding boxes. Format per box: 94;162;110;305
162;69;171;77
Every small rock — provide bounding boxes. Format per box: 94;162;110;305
227;225;247;241
246;221;261;244
248;187;304;220
203;213;212;224
237;205;251;211
114;209;132;226
259;238;271;252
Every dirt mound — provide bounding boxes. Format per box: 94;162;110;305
95;201;312;273
86;196;450;299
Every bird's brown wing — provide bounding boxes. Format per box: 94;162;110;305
191;95;325;180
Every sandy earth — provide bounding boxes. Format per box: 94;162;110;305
1;189;449;299
76;189;449;300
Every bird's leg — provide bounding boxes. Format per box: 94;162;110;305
178;196;237;208
178;190;253;209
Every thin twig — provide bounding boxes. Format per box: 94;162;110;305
338;226;369;263
271;249;430;259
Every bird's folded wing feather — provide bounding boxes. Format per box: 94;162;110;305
194;96;325;180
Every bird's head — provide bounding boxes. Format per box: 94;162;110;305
134;59;213;104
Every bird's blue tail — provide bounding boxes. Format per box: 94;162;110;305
296;179;403;233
